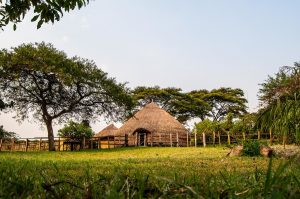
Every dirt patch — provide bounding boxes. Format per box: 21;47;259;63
272;145;300;159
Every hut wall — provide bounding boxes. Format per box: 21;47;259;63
127;132;188;147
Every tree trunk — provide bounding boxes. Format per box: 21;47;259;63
45;119;55;151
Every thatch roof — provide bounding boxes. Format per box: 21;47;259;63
95;124;118;137
116;102;188;136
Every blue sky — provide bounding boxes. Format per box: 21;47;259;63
1;0;300;137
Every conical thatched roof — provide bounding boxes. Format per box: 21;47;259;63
95;124;118;137
116;102;188;136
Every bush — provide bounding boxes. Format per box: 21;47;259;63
242;140;261;156
58;120;94;141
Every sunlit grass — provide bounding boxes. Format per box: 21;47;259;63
0;147;299;198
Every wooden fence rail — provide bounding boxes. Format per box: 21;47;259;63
0;131;277;152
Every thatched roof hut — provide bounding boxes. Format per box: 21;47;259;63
95;124;118;138
116;102;189;146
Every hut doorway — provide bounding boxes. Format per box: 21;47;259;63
134;129;151;146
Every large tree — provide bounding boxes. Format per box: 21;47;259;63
132;86;208;123
0;42;133;151
257;63;300;145
0;0;90;30
190;88;248;121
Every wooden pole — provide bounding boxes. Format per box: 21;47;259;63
213;131;216;147
186;132;189;147
194;130;197;147
25;139;29;152
83;137;86;149
107;137;110;149
0;139;2;151
58;137;61;151
39;138;42;151
227;132;231;145
258;131;261;140
269;129;273;145
243;132;246;141
218;132;221;146
159;133;162;145
170;133;172;147
98;137;101;149
113;136;116;148
125;134;128;147
202;132;206;147
176;132;179;147
136;133;138;146
283;134;287;149
11;138;14;151
144;133;147;146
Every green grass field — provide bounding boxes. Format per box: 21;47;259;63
0;147;299;198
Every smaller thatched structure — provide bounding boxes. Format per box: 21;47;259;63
95;124;118;138
115;102;189;146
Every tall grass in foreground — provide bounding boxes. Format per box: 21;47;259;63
0;148;299;198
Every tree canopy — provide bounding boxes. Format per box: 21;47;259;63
190;87;248;121
0;42;133;150
132;86;208;123
0;0;90;30
257;63;300;145
58;120;94;141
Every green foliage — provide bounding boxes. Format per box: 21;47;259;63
58;120;94;141
257;63;300;144
0;148;299;198
232;113;257;134
242;140;261;156
195;119;219;133
0;42;133;150
0;0;90;30
132;86;208;123
0;125;17;139
190;87;248;122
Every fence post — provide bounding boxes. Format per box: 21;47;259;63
176;132;179;147
213;131;216;147
82;137;86;149
202;132;206;147
25;139;29;152
58;137;61;151
125;134;128;147
135;133;138;146
186;131;189;147
113;136;116;148
170;133;172;147
39;138;42;151
227;132;231;145
218;132;221;145
98;137;101;149
258;131;261;140
194;130;197;147
243;132;246;141
269;129;273;145
0;139;2;151
11;138;14;151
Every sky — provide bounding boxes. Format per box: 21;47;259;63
1;0;300;138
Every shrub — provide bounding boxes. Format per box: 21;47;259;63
58;120;94;141
243;140;261;156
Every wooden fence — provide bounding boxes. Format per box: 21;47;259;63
0;135;128;152
191;131;276;147
0;131;276;152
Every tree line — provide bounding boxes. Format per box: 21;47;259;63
0;42;299;150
